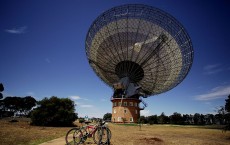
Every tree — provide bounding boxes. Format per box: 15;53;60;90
215;106;226;125
225;95;230;112
31;96;77;126
78;118;85;126
224;94;230;131
23;96;37;115
3;96;22;113
182;114;190;125
158;112;169;124
103;113;112;121
193;113;201;125
205;114;215;125
200;114;205;125
147;115;158;124
0;83;4;99
1;96;36;116
139;116;148;124
170;112;183;124
0;83;4;92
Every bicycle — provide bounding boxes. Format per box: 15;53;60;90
65;120;111;145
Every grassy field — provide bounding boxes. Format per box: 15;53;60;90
0;118;230;145
0;118;70;145
110;124;230;145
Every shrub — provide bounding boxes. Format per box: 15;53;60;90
79;118;85;124
31;96;77;127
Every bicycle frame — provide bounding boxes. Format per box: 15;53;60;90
84;124;98;137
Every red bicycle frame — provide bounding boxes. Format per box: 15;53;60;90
85;125;97;137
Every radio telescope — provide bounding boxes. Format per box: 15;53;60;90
85;4;193;123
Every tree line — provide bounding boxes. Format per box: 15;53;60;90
138;95;230;128
0;95;77;126
139;111;229;125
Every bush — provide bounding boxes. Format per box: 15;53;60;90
31;96;77;127
79;118;85;124
103;113;112;121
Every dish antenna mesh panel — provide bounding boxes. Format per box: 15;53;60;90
86;4;193;97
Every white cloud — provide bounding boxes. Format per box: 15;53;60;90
5;26;27;34
203;64;223;75
195;85;230;101
79;104;93;108
140;110;150;116
69;96;81;100
69;95;89;101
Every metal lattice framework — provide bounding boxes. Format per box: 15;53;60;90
85;4;193;97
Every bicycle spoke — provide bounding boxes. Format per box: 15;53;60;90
93;127;111;144
65;128;83;145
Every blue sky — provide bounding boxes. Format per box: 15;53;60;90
0;0;230;118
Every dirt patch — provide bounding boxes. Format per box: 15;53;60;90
134;137;164;145
145;137;163;142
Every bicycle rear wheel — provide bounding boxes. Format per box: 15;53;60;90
65;128;83;145
93;127;111;144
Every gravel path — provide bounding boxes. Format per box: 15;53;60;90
39;136;66;145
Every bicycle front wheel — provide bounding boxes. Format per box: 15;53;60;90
93;127;111;144
65;128;83;145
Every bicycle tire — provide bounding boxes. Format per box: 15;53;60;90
93;127;111;144
65;128;83;145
